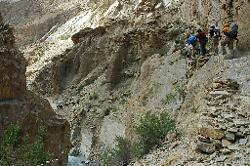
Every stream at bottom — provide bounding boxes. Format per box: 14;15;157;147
68;155;86;166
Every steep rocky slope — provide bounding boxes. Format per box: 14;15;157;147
0;14;71;165
130;55;250;166
0;0;82;46
181;0;250;50
1;0;250;165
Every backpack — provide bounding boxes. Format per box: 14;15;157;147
209;27;215;37
187;35;197;45
227;24;238;39
209;27;220;37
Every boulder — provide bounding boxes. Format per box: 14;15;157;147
198;127;224;140
71;26;106;44
196;142;216;154
224;131;236;141
222;139;232;147
0;14;26;100
0;92;71;165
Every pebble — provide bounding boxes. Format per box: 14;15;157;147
227;145;239;151
222;139;232;147
209;91;230;96
235;132;244;137
227;128;238;133
235;120;249;126
196;142;216;154
213;140;222;149
239;138;248;145
225;132;235;141
216;155;227;162
220;148;232;155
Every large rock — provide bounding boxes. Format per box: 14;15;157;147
196;142;216;154
198;128;224;140
0;92;71;165
71;26;106;44
0;14;26;99
0;13;71;165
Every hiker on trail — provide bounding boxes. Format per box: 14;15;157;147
209;24;221;54
221;22;238;55
196;29;208;55
186;34;199;58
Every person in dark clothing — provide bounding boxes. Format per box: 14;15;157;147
209;24;221;54
196;29;207;55
221;22;239;55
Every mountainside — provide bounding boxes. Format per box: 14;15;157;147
0;0;250;165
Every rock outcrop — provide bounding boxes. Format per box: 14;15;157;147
0;14;71;165
0;14;26;99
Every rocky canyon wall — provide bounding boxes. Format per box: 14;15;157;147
0;0;249;165
0;0;82;46
0;13;71;165
181;0;250;50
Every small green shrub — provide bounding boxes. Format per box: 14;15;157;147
174;18;182;25
120;98;127;105
175;37;185;47
162;84;186;105
191;106;199;113
100;137;143;166
0;124;20;165
174;84;186;99
162;93;176;105
0;124;50;166
20;126;50;166
135;112;178;153
158;46;170;56
89;92;98;100
168;27;181;39
111;106;118;113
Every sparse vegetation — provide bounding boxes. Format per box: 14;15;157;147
89;91;98;100
168;19;185;40
162;92;176;105
174;84;186;99
191;106;199;113
19;126;50;166
158;46;170;56
135;112;178;153
162;84;186;105
100;137;143;166
100;112;179;165
111;106;118;113
0;124;20;166
0;124;50;166
175;37;185;47
120;98;127;105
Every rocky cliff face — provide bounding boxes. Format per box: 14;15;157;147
0;14;26;99
0;13;71;165
181;0;250;50
1;0;250;165
0;0;82;46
